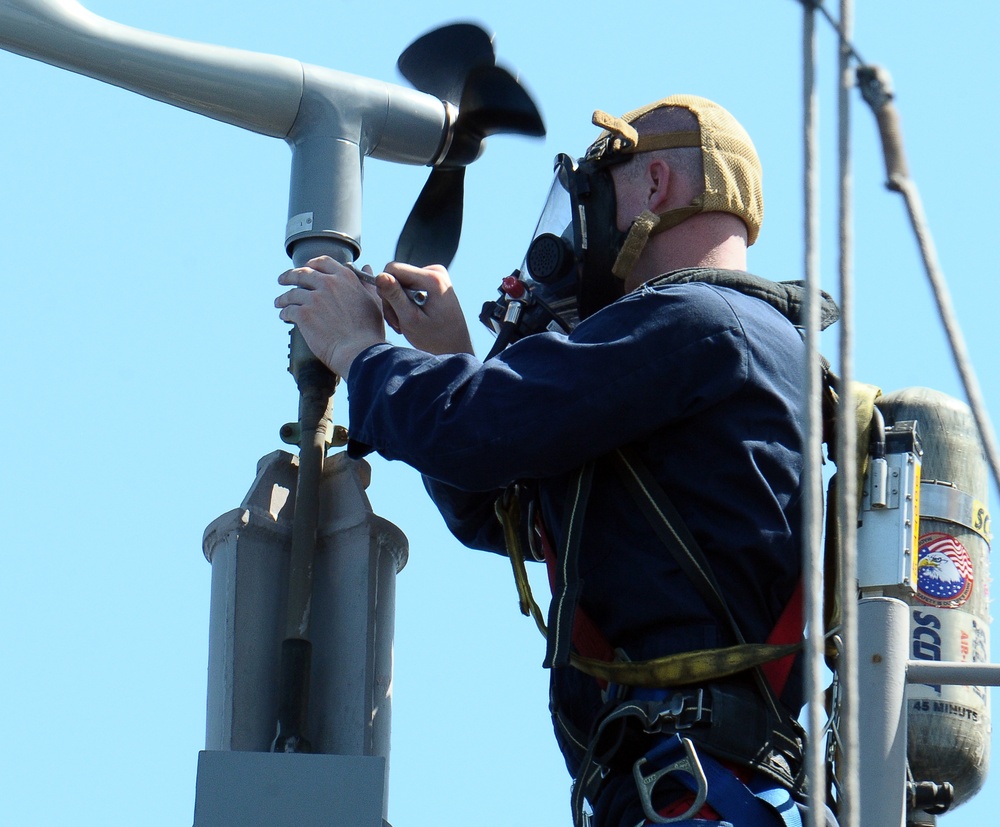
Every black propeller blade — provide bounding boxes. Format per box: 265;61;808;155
394;23;545;267
395;167;465;267
397;23;495;104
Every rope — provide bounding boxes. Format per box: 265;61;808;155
890;175;1000;494
854;62;1000;499
796;5;1000;825
799;9;1000;827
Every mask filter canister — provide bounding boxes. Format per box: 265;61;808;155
526;233;573;283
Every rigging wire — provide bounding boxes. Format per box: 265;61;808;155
893;176;1000;492
800;5;828;827
796;4;1000;826
856;64;1000;494
797;0;867;66
833;1;860;825
800;0;1000;497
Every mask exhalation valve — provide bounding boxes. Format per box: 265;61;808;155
526;233;573;283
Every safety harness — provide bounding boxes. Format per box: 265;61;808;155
493;270;881;826
496;450;808;826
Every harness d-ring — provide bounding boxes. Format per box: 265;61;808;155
631;736;709;825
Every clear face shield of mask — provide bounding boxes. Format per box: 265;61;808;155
479;153;624;352
518;153;586;330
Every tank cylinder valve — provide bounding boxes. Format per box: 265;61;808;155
907;780;954;816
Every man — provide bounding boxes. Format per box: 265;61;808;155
276;96;832;826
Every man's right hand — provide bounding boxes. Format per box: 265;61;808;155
374;262;475;356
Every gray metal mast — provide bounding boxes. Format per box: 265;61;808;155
0;2;482;824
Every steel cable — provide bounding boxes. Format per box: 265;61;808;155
801;6;828;827
890;175;1000;493
834;1;860;824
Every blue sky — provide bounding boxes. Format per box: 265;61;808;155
1;1;997;825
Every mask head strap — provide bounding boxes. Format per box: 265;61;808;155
587;110;701;165
611;202;704;280
588;111;707;281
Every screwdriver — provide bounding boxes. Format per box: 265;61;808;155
347;263;429;306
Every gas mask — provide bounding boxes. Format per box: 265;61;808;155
480;116;711;351
480;98;761;354
479;151;627;348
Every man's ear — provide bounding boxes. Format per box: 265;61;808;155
645;158;673;212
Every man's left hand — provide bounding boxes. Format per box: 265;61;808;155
275;256;386;378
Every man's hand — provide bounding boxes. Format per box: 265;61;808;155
376;262;474;356
275;256;386;379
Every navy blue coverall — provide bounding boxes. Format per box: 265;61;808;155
346;269;811;825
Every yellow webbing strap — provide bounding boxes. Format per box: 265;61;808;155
496;493;801;688
849;381;883;501
824;380;882;643
496;493;549;639
572;642;801;689
494;377;881;689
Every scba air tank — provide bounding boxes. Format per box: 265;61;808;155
878;387;991;806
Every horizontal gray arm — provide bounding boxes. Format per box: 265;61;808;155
0;0;304;137
907;661;1000;687
0;0;450;163
0;0;454;258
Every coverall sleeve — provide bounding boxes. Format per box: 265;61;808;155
345;283;751;492
419;476;507;553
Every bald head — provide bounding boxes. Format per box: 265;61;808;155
627;105;703;192
608;104;750;289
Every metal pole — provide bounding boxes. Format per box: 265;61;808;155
857;597;909;827
271;242;346;755
907;662;1000;687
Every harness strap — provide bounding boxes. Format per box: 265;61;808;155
495;493;802;688
568;688;804;827
496;467;810;827
637;735;803;827
546;462;595;668
537;513;616;675
748;780;803;827
610;448;747;646
761;579;804;697
609;448;788;720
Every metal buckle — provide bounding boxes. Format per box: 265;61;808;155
631;736;709;825
583;133;635;165
584;135;612;162
654;689;706;731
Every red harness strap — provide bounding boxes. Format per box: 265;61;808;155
760;579;804;697
537;518;615;674
535;514;804;697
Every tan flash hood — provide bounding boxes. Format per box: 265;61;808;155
587;96;764;281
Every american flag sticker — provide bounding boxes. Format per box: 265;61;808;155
916;533;975;608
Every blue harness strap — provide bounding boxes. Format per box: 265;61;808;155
637;735;802;827
745;775;802;827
